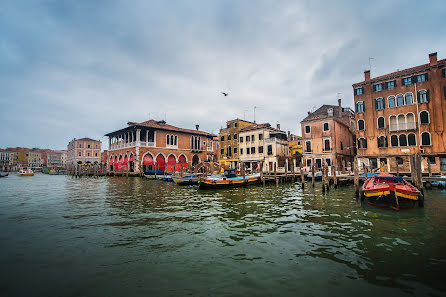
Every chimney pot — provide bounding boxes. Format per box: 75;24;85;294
429;52;438;66
364;70;371;81
195;124;199;131
338;98;342;116
276;123;281;130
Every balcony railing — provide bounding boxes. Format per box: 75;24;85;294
389;122;416;132
110;141;155;151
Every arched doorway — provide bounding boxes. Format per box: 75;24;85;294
129;154;135;172
109;156;114;171
156;154;166;172
178;154;188;171
143;154;154;172
167;154;176;172
192;155;200;166
118;155;123;171
123;155;128;172
113;156;118;171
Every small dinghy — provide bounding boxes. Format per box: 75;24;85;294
361;173;423;210
199;169;261;189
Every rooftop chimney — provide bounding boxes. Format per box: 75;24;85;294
338;98;342;117
276;123;281;130
195;124;199;131
429;52;438;66
364;70;371;81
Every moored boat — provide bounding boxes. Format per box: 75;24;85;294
0;171;9;177
172;175;199;185
361;173;423;210
199;169;261;189
19;169;34;177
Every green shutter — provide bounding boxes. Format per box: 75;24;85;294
375;99;378;110
425;73;428;81
444;86;446;99
427;89;430;102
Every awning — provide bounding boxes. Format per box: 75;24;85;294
123;156;128;165
143;154;153;166
129;155;134;162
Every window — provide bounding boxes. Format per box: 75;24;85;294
358;138;367;149
373;83;383;92
417;90;429;103
402;77;412;86
87;152;90;156
234;133;237;140
306;159;312;167
221;148;224;155
268;145;273;155
399;134;407;147
259;134;263;140
234;122;238;128
87;144;91;148
239;136;243;142
78;152;81;156
258;146;263;153
405;93;413;105
79;144;82;148
323;122;329;131
227;146;232;157
421;132;431;146
354;87;364;95
391;135;399;147
355;101;365;113
323;138;331;151
251;147;256;154
417;73;427;82
396;94;404;106
340;141;343;150
386;80;396;89
375;98;385;110
220;135;224;141
408;133;416;146
234;147;237;154
95;152;98;157
246;136;250;142
396;157;404;165
377;136;388;148
240;148;243;155
246;147;250;154
420;110;429;124
388;96;396;108
377;117;385;129
428;157;436;164
325;158;331;167
227;123;230;129
305;125;311;134
358;119;365;131
228;134;231;140
95;144;98;148
305;140;312;153
251;135;255;142
443;69;446;77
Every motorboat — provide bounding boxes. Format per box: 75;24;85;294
199;169;261;189
171;174;199;185
361;173;422;210
19;169;34;177
0;171;9;177
306;171;322;181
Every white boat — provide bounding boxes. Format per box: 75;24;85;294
19;169;34;177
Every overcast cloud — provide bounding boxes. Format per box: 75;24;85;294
1;0;445;150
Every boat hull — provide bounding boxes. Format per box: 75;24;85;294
19;173;34;177
199;175;261;189
172;176;199;185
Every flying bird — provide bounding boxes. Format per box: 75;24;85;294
221;92;228;96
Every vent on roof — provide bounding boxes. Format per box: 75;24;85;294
157;120;166;126
327;108;333;116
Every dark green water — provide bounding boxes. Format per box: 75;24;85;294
0;174;445;297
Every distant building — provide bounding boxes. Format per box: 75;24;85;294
353;52;446;172
105;120;217;173
0;150;15;171
218;119;255;168
288;133;303;156
101;150;108;164
238;123;289;172
47;150;67;168
301;100;355;171
67;138;102;168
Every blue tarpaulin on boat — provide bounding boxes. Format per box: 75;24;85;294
376;176;405;182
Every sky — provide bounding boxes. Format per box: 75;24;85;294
1;0;445;150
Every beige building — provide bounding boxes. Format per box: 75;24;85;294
67;138;101;168
239;123;289;172
47;150;67;168
219;119;255;169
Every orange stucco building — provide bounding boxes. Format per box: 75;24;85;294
301;100;355;171
353;52;446;172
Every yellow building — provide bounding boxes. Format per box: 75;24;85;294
218;119;255;168
288;134;303;156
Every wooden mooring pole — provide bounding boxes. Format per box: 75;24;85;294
300;162;305;189
354;157;359;198
311;163;315;187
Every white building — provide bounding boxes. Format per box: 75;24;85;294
239;123;290;172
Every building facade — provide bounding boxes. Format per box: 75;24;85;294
353;52;446;172
238;123;289;172
288;133;303;156
301;100;355;172
47;150;67;168
218;119;255;168
0;150;15;171
106;120;217;173
67;138;102;168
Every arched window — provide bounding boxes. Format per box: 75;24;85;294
408;133;416;146
377;117;385;129
406;113;415;130
397;94;404;106
397;114;405;130
405;92;413;105
391;135;399;147
420;110;429;124
377;136;388;148
358;119;365;131
388;96;396;108
418;90;428;103
170;135;174;145
399;134;407;147
167;135;170;145
421;132;431;146
227;145;232;157
389;115;397;132
358;138;367;149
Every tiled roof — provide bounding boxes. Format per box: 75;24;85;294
238;123;284;133
76;137;100;142
353;58;446;87
301;105;344;122
127;120;216;137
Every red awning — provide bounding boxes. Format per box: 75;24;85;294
123;156;128;165
143;155;153;166
129;155;134;162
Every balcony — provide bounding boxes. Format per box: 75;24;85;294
389;122;416;132
109;141;155;151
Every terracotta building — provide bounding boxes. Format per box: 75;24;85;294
67;138;102;168
218;119;255;168
301;100;355;171
353;52;446;172
105;120;217;173
239;123;289;172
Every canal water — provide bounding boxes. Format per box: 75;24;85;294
0;174;445;297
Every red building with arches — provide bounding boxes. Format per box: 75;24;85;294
105;120;217;174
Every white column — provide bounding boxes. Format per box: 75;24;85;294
136;129;141;147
